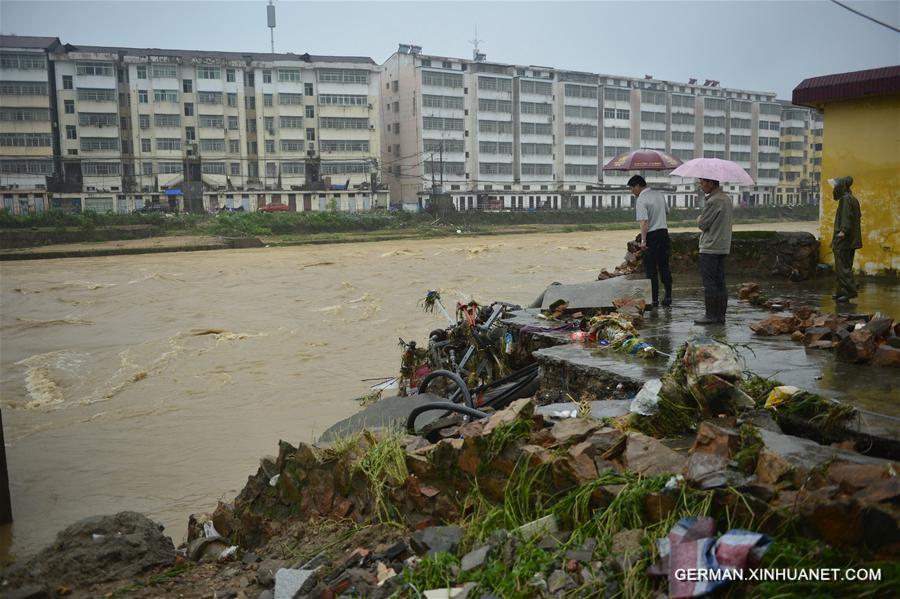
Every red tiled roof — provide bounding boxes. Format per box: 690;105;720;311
793;66;900;107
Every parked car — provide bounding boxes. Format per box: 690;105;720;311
258;203;290;213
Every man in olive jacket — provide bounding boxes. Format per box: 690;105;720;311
694;178;733;324
830;176;862;302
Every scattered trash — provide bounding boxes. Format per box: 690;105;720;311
218;545;238;561
269;474;280;487
653;516;771;599
202;521;220;538
764;385;801;409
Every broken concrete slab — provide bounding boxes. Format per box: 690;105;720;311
755;428;896;486
536;400;632;422
540;275;651;311
274;568;316;599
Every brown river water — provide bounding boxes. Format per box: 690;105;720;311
0;222;816;560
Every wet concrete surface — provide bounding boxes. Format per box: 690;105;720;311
530;273;900;437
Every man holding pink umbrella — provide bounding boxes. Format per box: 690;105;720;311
669;158;752;325
693;178;734;324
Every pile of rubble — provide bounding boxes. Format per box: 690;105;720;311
744;287;900;367
596;236;644;281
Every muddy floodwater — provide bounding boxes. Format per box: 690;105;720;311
0;223;821;559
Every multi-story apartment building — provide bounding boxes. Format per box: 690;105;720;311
0;35;388;213
381;45;802;210
0;35;61;213
776;101;823;205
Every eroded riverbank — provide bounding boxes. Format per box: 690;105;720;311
0;222;818;560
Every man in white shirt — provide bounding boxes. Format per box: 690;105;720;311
629;175;672;308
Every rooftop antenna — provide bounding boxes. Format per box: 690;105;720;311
469;26;486;62
267;0;276;54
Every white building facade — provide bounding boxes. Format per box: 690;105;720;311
0;35;388;213
381;46;786;210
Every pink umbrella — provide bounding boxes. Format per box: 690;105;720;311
603;149;683;171
669;158;754;185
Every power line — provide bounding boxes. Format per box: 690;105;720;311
829;0;900;33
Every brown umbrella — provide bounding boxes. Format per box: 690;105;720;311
603;149;683;171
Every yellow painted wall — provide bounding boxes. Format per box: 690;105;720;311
819;95;900;275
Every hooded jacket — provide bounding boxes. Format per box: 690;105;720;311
831;176;862;250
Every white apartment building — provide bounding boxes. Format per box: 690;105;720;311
0;35;387;213
381;46;785;210
0;36;60;213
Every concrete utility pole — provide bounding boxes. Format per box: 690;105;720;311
0;408;12;524
439;140;444;188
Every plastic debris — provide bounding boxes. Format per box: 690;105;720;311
202;521;220;538
654;516;771;598
764;385;802;409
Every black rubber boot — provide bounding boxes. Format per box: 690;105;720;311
693;291;718;325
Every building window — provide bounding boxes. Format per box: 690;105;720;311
141;138;151;152
153;89;179;103
264;94;273;107
229;139;240;154
65;125;77;140
265;140;275;153
278;69;301;82
138;90;148;103
197;66;221;80
142;161;153;175
184;103;194;116
154;113;181;127
76;62;114;77
158;161;182;174
151;64;177;78
227;93;237;107
138;114;150;129
319;69;369;84
199;114;224;128
136;65;147;79
320;140;370;152
156;138;181;151
280;116;303;128
262;70;272;83
62;75;73;90
227;115;239;130
183;79;193;93
278;93;302;105
200;139;224;152
306;128;315;141
64;100;75;114
185;126;196;141
226;68;236;82
304;82;313;96
245;97;255;110
197;91;222;104
305;105;314;118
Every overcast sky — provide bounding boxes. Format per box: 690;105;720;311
1;0;898;99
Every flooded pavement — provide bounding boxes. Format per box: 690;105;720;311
533;272;900;437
